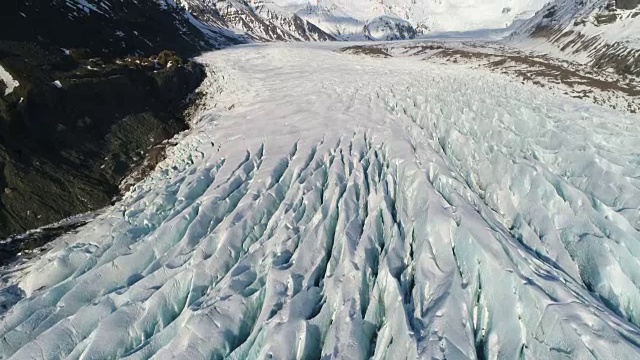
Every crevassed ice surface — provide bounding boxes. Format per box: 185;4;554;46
2;43;640;359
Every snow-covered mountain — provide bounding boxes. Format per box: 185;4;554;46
170;0;553;41
174;0;335;42
364;16;417;41
510;0;640;75
0;0;230;239
274;0;552;37
43;0;555;44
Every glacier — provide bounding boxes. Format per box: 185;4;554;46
1;42;640;359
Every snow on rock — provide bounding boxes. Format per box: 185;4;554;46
513;0;640;46
509;0;640;75
0;65;19;96
364;15;416;40
175;0;551;41
2;42;640;359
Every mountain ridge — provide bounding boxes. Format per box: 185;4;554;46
510;0;640;76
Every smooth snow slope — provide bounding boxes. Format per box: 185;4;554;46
0;65;19;96
2;43;640;359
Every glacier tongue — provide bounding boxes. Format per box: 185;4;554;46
2;42;640;359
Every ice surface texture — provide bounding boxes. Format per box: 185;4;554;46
1;43;640;359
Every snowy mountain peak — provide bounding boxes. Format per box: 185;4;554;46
167;0;553;41
271;0;552;35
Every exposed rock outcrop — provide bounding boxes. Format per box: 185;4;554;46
0;43;205;238
616;0;640;10
0;0;216;238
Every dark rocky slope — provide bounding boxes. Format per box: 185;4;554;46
617;0;640;10
0;0;238;239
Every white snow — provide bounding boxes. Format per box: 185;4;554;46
0;65;19;96
274;0;551;35
1;42;640;359
580;9;640;48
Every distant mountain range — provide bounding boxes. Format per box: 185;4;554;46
174;0;551;41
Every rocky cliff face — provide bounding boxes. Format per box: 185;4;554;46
0;0;220;238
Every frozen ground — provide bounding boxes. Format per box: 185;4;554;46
2;42;640;359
